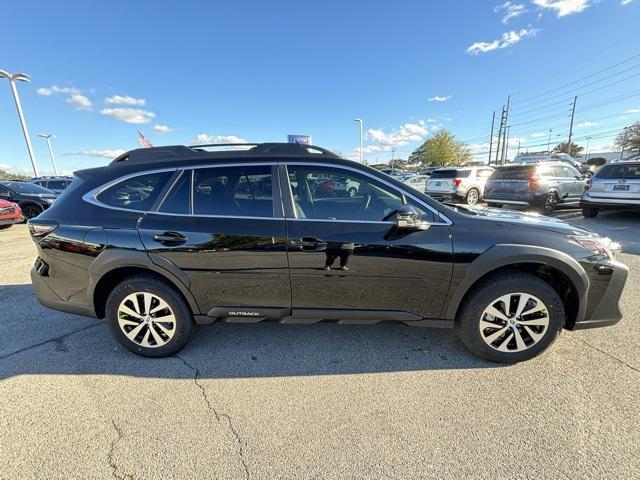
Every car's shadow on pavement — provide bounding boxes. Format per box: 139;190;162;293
0;284;503;380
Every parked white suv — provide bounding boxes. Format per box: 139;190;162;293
581;161;640;217
425;166;494;205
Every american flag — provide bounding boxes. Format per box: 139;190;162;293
137;130;154;148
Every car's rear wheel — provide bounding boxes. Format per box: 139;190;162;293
465;188;480;206
456;272;564;363
21;204;43;220
582;207;598;217
105;275;193;357
542;193;558;215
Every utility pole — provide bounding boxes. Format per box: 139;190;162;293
391;147;396;170
517;139;521;156
585;136;592;163
567;96;577;157
488;111;495;165
547;129;553;153
495;105;506;166
502;125;510;164
354;118;364;164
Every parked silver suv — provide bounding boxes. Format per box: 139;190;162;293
581;161;640;217
425;166;494;205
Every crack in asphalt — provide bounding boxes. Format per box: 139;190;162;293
0;323;102;361
107;419;132;480
175;354;250;480
573;337;640;374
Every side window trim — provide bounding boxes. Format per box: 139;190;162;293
281;162;451;225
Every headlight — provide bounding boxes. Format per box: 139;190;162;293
570;235;621;260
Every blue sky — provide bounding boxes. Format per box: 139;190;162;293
1;0;639;175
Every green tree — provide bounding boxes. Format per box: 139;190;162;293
553;141;583;157
0;169;28;180
408;130;470;166
586;157;607;167
615;121;640;157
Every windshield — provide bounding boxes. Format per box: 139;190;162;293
430;169;471;179
1;181;55;194
489;167;534;180
596;163;640;180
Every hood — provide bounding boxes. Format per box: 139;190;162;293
454;205;595;236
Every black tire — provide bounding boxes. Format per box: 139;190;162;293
455;272;564;363
487;202;503;208
105;275;194;357
542;193;558;215
347;187;358;197
582;207;598;218
465;188;480;206
0;224;13;230
21;204;43;220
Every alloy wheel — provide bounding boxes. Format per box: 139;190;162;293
544;194;557;214
117;292;176;348
466;189;479;205
478;293;549;353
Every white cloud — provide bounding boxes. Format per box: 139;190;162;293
65;94;93;109
621;0;633;5
426;118;438;123
577;121;597;128
467;28;539;55
152;124;173;134
367;120;429;148
190;134;247;145
428;95;452;102
100;108;156;124
64;149;127;159
532;0;591;17
530;131;546;137
495;2;528;23
105;95;146;106
624;108;640;113
36;85;81;96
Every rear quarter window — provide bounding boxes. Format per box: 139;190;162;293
97;171;173;211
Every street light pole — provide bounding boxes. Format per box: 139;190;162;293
547;129;553;153
0;69;39;177
38;134;59;176
354;118;363;164
585;136;591;163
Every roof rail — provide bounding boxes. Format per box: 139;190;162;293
110;142;340;165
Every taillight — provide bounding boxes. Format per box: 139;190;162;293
584;179;592;191
453;178;462;187
528;177;540;190
28;220;58;240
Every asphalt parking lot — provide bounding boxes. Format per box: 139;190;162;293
1;212;639;480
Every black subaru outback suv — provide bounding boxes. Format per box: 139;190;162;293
28;143;628;363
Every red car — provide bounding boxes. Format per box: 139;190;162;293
0;199;22;230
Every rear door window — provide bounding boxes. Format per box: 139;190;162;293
159;171;191;214
192;165;274;217
98;171;173;211
537;165;557;178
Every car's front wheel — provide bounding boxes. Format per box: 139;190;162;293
456;272;564;363
542;193;558;215
582;207;598;217
21;204;43;220
105;275;193;357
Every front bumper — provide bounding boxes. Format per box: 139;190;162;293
572;260;629;330
0;216;23;225
30;266;97;318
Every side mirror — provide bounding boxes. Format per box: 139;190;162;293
394;205;429;231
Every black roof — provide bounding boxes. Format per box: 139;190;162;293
111;142;340;165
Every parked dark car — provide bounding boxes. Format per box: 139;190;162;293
0;180;59;219
580;161;640;217
30;176;73;194
0;199;22;229
28;143;627;363
484;162;586;214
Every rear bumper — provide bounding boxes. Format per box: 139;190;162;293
572;260;628;330
30;266;97;318
484;198;531;206
580;195;640;211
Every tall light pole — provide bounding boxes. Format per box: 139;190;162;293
547;129;553;153
354;118;363;164
0;69;39;177
38;134;59;176
585;136;592;163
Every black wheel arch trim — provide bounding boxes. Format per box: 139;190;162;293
87;249;201;317
443;244;589;322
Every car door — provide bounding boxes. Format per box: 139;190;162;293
556;165;581;202
281;163;454;320
138;163;291;317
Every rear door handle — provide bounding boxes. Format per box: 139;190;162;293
295;236;327;251
153;231;187;244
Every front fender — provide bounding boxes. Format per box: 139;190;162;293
443;244;589;321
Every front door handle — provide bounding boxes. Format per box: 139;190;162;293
153;231;187;244
295;236;327;251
